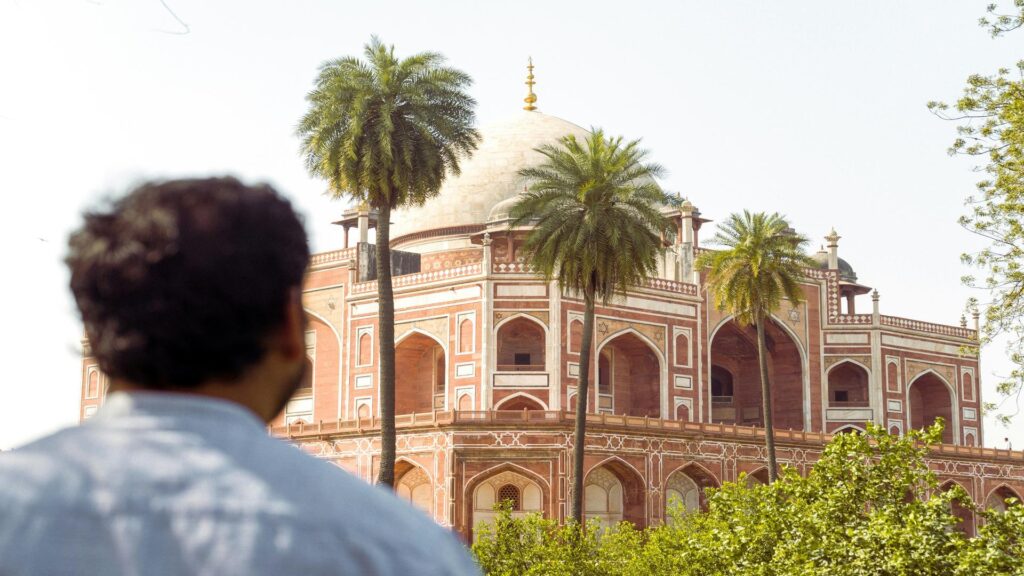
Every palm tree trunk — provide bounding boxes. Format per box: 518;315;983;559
755;316;778;483
571;289;596;525
375;202;397;488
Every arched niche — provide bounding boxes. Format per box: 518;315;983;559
568;319;584;354
470;468;545;542
908;372;955;444
395;331;446;415
596;331;662;417
585;459;646;530
709;318;805;430
496;316;546;372
827;361;870;407
395;461;433;517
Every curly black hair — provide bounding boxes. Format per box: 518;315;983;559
67;177;310;390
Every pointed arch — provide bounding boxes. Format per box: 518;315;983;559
664;462;720;517
395;458;434;516
585;456;647;529
395;329;447;414
464;462;550;542
744;467;770;486
939;480;976;536
495;313;548;372
596;328;666;418
907;369;957;444
986;484;1021;513
709;314;807;430
494;392;548;411
303;308;344;419
833;424;867;434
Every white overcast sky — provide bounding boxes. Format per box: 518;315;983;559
0;0;1021;449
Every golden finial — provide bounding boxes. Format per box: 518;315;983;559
523;57;537;111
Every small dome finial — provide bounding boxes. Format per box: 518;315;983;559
523;57;538;111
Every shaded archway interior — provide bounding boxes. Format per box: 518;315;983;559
395;332;446;414
909;373;954;444
709;319;804;430
597;332;660;417
827;362;869;407
496;317;546;371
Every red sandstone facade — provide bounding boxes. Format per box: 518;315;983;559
79;111;1024;540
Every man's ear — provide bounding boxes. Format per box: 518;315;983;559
277;287;306;361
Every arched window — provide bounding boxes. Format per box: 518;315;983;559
497;484;521;510
458;394;473;411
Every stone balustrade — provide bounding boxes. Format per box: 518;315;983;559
270;410;1022;461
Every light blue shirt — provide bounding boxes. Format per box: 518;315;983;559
0;392;480;576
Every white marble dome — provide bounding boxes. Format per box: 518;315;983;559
390;110;591;240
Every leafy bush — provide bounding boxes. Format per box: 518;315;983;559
472;423;1024;575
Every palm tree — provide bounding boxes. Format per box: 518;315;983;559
696;211;813;483
510;129;672;525
297;37;479;487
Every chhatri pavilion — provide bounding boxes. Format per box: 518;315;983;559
80;63;1023;540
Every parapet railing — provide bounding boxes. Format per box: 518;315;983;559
351;263;483;294
309;248;357;268
269;409;1023;462
880;315;976;340
643;277;699;296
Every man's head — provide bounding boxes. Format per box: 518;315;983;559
67;177;311;421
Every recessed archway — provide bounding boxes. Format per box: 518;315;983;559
709;318;805;430
908;371;955;444
585;458;646;530
986;485;1021;514
596;330;662;417
664;463;719;522
496;316;546;372
469;467;546;542
827;361;870;407
395;331;445;415
940;481;975;536
395;460;433;516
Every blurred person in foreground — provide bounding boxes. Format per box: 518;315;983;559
0;177;479;575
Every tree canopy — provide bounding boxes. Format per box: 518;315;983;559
472;423;1024;575
929;2;1024;424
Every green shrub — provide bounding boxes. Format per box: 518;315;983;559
472;423;1024;575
